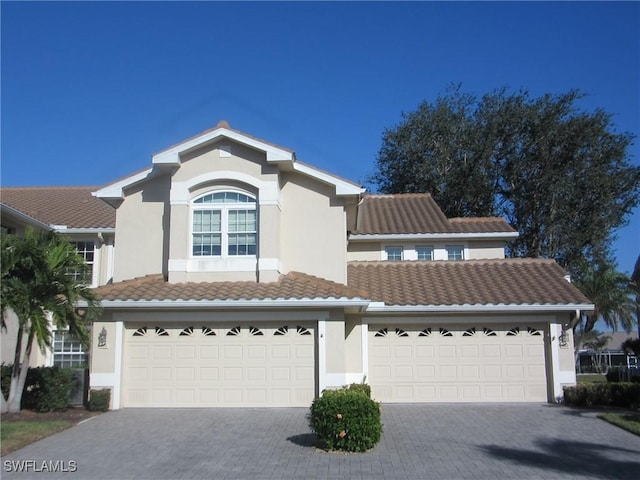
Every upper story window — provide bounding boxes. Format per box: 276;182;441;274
416;245;433;261
446;245;464;261
67;241;95;284
385;246;403;261
192;191;257;257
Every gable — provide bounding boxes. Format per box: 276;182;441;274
96;121;364;202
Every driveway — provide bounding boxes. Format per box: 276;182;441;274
2;404;639;479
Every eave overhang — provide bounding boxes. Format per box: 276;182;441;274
82;298;371;310
364;302;594;314
0;203;51;230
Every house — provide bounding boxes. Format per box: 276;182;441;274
0;121;593;408
576;332;639;373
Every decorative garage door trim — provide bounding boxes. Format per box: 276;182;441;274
368;324;548;403
122;322;315;408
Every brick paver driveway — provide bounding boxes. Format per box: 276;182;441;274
3;404;639;479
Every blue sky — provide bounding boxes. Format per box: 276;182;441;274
2;1;639;273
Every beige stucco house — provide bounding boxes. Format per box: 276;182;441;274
1;121;593;408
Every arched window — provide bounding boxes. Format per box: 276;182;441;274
191;190;257;257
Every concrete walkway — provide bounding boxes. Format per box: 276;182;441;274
2;404;639;479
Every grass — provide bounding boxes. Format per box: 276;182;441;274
577;374;607;384
1;420;74;455
598;413;640;436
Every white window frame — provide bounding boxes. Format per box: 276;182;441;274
190;190;257;259
446;245;465;261
68;240;97;287
416;245;434;261
52;329;88;368
384;246;403;261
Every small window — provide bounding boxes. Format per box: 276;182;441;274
416;246;433;261
385;246;403;261
446;245;464;261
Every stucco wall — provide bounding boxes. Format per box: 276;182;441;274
280;172;347;283
344;315;363;374
113;173;171;282
91;314;117;374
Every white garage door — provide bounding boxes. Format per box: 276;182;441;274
369;324;548;403
122;323;315;407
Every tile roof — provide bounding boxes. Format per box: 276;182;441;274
347;258;592;307
94;272;369;302
352;194;515;235
1;187;115;229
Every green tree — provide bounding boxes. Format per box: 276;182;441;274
632;254;640;338
1;229;101;413
371;86;640;279
572;260;636;334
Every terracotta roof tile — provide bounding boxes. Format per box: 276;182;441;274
353;194;515;235
1;186;115;229
94;272;368;302
347;259;591;307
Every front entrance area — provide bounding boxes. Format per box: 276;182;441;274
122;322;315;407
368;324;548;402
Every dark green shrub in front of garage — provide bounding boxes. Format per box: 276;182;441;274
309;386;382;452
563;383;640;409
88;388;111;411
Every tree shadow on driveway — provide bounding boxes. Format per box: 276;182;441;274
479;439;640;480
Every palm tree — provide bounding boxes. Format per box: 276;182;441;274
1;228;101;413
573;259;636;335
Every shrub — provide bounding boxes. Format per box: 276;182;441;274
346;382;371;398
1;363;12;399
88;389;111;411
606;367;640;383
22;366;76;412
310;387;382;452
563;383;640;409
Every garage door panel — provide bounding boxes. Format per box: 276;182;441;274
123;323;315;407
369;324;547;403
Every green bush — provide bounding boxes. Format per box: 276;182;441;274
563;382;640;409
88;389;111;411
1;363;12;399
310;387;382;452
346;382;371;398
606;367;640;383
22;366;76;412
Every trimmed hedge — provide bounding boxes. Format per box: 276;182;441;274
88;389;111;411
563;382;640;409
1;364;76;412
310;385;382;452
